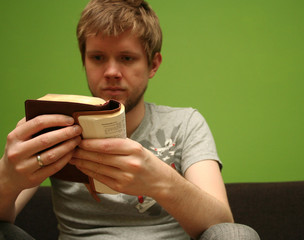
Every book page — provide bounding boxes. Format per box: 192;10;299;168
78;111;126;139
38;94;106;105
77;104;126;194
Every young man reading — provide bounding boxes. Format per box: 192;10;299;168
0;0;259;239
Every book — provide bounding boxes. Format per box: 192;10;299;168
25;94;126;195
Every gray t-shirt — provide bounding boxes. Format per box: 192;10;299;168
51;102;221;240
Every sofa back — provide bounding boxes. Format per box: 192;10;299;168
226;181;304;240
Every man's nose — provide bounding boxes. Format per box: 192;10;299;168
104;60;122;81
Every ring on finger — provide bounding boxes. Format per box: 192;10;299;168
36;155;44;168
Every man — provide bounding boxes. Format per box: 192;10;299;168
0;0;259;239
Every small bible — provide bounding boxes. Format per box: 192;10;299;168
25;94;126;195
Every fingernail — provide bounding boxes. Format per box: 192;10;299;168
73;125;82;134
66;117;74;125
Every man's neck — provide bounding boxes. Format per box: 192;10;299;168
125;100;145;137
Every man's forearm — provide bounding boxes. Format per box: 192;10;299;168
0;177;38;223
0;186;19;223
152;171;233;239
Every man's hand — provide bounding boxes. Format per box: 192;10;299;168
71;138;175;197
0;115;82;196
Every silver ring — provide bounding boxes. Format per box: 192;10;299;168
36;155;44;168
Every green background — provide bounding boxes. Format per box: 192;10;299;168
1;1;303;186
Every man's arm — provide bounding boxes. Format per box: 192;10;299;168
153;160;234;239
15;187;39;216
0;186;38;223
72;138;233;239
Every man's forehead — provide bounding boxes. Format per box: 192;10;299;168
87;29;139;41
85;31;144;52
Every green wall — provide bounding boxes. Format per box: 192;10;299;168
1;1;303;185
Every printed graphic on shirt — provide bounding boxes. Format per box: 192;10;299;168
149;138;175;162
140;125;181;167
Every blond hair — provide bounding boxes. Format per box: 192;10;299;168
77;0;162;65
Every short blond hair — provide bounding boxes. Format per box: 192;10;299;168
77;0;162;65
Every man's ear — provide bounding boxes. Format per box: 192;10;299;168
149;52;162;79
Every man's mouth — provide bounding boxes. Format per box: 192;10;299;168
102;87;126;96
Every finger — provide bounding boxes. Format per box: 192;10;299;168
77;166;120;191
13;136;81;177
79;138;142;155
71;156;122;183
21;125;82;158
72;147;132;169
33;151;74;180
31;136;81;171
16;117;26;127
14;115;75;141
74;160;139;195
73;147;102;163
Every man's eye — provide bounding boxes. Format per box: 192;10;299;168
93;56;102;61
88;55;104;62
121;56;134;62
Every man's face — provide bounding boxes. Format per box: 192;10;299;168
85;31;155;113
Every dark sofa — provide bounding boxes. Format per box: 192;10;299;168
15;181;304;240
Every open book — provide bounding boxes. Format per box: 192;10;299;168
25;94;126;195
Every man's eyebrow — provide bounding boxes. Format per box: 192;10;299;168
85;50;141;56
86;50;104;54
119;50;141;56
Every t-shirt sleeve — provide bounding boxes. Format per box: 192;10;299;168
180;109;222;174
